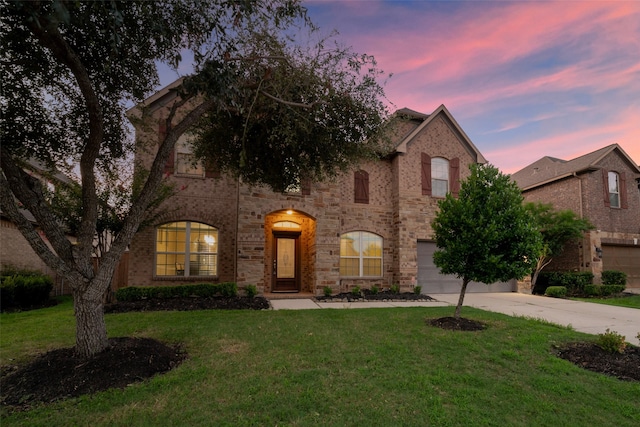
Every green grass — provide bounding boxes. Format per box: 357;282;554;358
2;299;640;426
572;294;640;309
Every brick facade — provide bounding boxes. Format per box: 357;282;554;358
128;89;487;294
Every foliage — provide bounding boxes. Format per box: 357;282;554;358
432;164;542;318
524;202;593;288
544;286;567;298
414;285;422;295
351;285;361;296
323;286;332;297
115;283;238;302
1;0;388;357
533;271;594;295
370;284;379;295
0;273;53;310
601;270;627;286
596;329;627;354
389;283;400;294
244;284;258;298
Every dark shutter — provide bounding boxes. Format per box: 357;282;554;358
159;119;174;176
301;178;311;196
602;168;610;207
354;170;369;204
620;171;628;209
421;153;431;196
450;157;460;196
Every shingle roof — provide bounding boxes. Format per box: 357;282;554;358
511;144;640;190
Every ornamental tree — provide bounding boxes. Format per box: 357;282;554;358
0;0;389;358
432;164;542;318
524;202;593;289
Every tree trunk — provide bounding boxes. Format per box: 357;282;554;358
73;286;110;358
454;278;470;319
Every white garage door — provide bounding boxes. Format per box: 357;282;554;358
602;245;640;288
417;241;515;294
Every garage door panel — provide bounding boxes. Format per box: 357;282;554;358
602;245;640;288
417;242;514;294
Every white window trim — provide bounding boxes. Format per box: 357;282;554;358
431;157;449;198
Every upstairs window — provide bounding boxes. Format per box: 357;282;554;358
422;154;460;197
340;231;382;277
608;171;620;208
603;169;628;209
175;134;204;177
156;221;218;277
431;157;449;197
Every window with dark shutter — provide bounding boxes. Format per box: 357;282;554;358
301;178;311;196
421;153;432;195
354;170;369;204
159;119;175;176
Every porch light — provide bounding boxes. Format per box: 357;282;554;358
286;209;293;215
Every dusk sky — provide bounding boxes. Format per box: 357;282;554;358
160;0;640;174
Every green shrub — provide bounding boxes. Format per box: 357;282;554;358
414;285;422;295
600;285;625;297
245;284;258;298
115;283;239;302
536;271;593;296
217;282;238;298
323;286;332;297
545;286;566;298
0;273;53;310
596;329;626;354
601;270;626;286
351;286;361;296
389;284;400;294
370;285;379;295
583;285;601;297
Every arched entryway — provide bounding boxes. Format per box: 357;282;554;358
264;210;316;293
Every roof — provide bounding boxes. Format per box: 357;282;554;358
511;144;640;190
394;104;487;164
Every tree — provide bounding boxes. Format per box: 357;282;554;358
524;202;593;289
431;164;543;318
0;0;389;358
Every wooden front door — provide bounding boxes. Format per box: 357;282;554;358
272;232;300;292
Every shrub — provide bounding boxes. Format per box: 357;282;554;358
244;284;258;298
536;271;593;296
351;286;361;296
596;329;626;354
583;285;601;297
414;285;422;295
601;270;626;286
323;286;332;297
545;286;566;298
389;284;400;294
600;285;625;297
370;285;379;295
115;283;238;302
0;273;53;310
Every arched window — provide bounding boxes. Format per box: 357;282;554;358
156;221;218;276
608;171;620;208
431;157;449;197
340;231;383;277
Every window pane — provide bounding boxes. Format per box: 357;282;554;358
610;193;620;208
363;258;382;276
340;258;359;276
340;233;360;256
432;158;449;180
432;179;448;197
156;221;217;276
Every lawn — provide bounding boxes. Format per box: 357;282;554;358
572;294;640;309
1;298;639;426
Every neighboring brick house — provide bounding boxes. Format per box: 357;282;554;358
127;81;514;295
511;144;640;288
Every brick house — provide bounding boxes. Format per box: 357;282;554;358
511;144;640;288
127;81;515;295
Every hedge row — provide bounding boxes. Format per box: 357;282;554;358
115;283;239;301
601;270;627;286
0;274;53;310
536;270;627;298
533;271;594;296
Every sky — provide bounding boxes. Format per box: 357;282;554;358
160;0;640;174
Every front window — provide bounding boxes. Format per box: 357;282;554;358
608;171;620;208
176;134;204;177
432;157;449;197
340;231;383;277
156;221;218;276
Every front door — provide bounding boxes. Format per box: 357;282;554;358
272;232;300;292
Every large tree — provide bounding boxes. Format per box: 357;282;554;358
432;164;542;318
0;0;389;357
524;202;593;290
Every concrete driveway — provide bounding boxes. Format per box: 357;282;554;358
430;292;640;345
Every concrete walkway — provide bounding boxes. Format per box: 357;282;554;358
270;293;640;345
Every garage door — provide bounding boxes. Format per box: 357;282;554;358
602;245;640;288
417;241;515;294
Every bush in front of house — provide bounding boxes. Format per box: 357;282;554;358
0;271;53;310
601;270;627;286
544;286;567;298
534;271;593;296
115;283;239;302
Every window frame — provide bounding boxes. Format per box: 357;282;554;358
155;221;218;277
608;171;620;208
339;231;383;278
431;157;449;198
175;134;205;177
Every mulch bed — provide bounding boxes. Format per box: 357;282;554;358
104;296;270;313
316;291;435;302
429;316;486;331
555;341;640;382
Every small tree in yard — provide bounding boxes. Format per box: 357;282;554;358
0;0;389;358
432;164;542;319
524;202;593;289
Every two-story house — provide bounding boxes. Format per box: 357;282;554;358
127;81;515;295
511;144;640;288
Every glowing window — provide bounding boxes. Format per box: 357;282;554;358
156;221;218;276
340;231;383;277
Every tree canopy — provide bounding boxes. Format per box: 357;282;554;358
432;164;542;318
0;0;389;357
